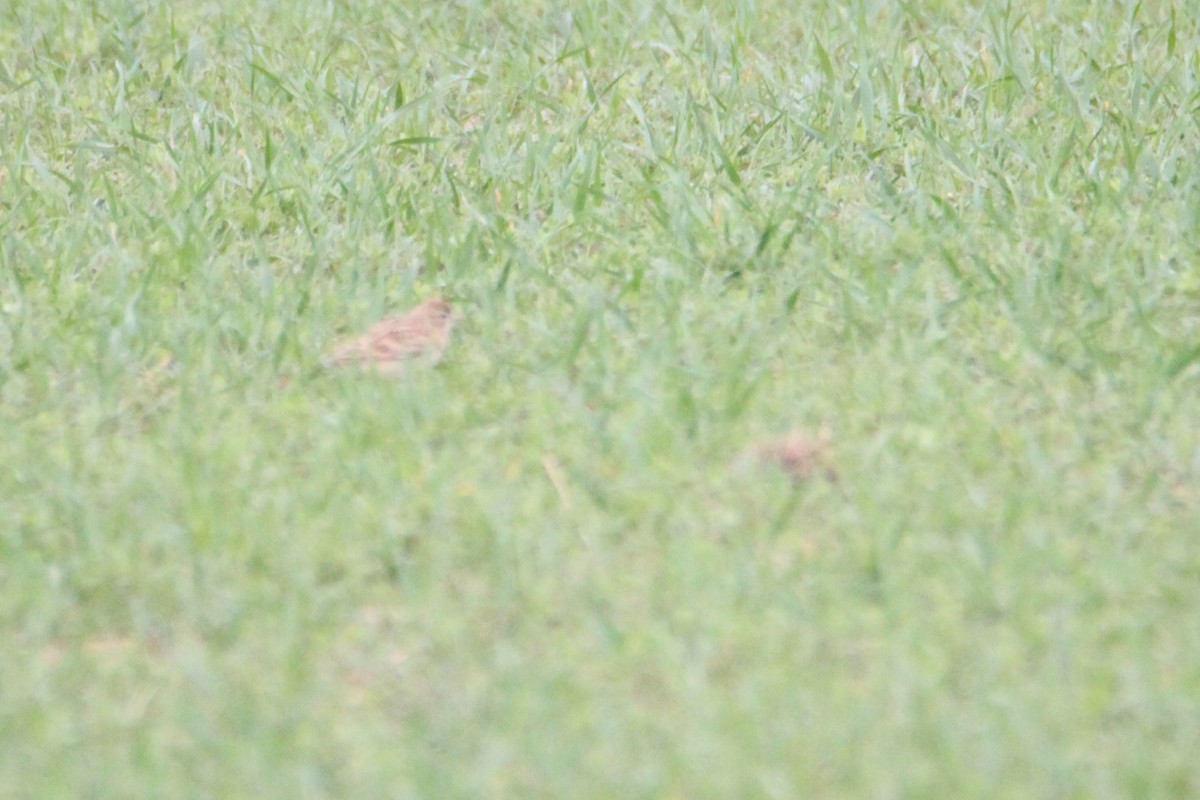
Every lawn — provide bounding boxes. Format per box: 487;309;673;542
2;0;1199;796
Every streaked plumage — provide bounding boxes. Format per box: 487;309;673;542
325;298;456;376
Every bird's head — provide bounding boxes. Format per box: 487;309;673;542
421;298;456;328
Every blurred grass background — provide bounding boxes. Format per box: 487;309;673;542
2;0;1199;796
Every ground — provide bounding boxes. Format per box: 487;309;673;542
2;0;1199;796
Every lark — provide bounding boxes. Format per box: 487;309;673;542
325;298;456;376
753;427;838;484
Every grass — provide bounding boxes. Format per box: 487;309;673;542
2;0;1199;796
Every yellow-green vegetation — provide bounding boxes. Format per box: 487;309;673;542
3;0;1199;796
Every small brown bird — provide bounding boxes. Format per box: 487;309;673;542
753;427;838;484
325;298;456;376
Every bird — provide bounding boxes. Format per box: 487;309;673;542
324;298;456;376
752;427;838;484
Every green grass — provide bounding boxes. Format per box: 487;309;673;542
3;0;1200;796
